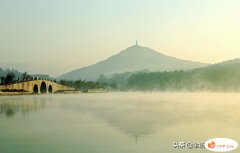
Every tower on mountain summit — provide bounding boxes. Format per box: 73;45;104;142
135;40;138;46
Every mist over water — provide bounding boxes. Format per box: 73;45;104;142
0;92;240;153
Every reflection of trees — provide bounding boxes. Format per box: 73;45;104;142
0;96;51;118
5;109;15;117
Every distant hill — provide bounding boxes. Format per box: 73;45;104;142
58;44;208;81
126;58;240;91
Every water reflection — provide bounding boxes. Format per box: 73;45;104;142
1;93;240;153
1;93;240;140
59;93;240;140
0;96;49;117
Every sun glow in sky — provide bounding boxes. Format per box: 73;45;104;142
1;0;240;77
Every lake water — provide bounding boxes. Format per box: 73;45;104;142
0;92;240;153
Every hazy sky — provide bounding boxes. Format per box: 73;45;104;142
1;0;240;77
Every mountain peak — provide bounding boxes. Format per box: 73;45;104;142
58;45;208;81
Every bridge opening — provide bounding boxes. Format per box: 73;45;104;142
33;84;38;94
48;85;53;93
40;82;47;94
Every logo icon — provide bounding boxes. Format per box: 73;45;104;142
208;141;216;149
205;138;238;152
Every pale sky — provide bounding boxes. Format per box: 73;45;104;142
1;0;240;77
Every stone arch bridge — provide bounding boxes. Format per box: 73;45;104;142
0;80;76;94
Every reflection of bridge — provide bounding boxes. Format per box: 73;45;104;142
0;80;75;94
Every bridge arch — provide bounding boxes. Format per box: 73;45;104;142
33;84;38;94
48;85;53;93
0;80;75;94
40;81;47;94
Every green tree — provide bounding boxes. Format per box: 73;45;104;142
21;72;31;81
97;74;107;83
5;72;15;84
0;76;5;84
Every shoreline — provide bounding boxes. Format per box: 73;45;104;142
0;90;108;96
